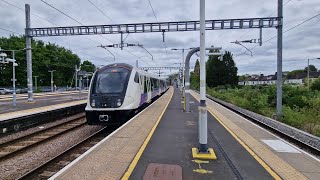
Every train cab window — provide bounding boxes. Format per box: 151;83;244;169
134;72;139;83
94;67;130;94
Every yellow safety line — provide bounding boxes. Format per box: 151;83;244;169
121;88;174;180
190;92;281;179
207;109;282;180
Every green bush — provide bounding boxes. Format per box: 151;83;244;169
311;77;320;91
206;84;320;136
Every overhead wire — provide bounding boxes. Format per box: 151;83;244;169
40;0;146;62
0;0;59;26
146;0;168;56
87;0;113;22
0;0;108;60
236;11;320;56
86;0;154;65
0;27;21;35
224;0;294;51
1;0;154;68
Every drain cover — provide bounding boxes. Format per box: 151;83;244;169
143;163;182;180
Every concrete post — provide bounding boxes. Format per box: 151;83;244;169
12;51;16;106
25;4;33;102
198;0;207;153
276;0;283;116
75;65;78;89
307;59;310;89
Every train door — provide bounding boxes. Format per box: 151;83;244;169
158;79;161;95
139;74;144;94
146;77;151;102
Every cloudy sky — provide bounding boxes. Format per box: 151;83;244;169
0;0;319;76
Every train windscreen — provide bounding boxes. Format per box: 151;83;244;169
94;67;130;94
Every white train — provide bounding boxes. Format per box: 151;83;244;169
85;63;168;125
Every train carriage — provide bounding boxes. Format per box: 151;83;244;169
85;63;168;125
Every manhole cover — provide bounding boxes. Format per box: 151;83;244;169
143;163;182;180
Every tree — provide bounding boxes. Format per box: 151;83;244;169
194;59;200;75
286;69;304;79
239;75;248;81
304;65;317;72
80;60;95;72
190;60;200;89
206;50;238;87
0;35;81;87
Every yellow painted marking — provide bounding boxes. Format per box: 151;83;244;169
192;159;209;164
190;92;282;180
193;169;213;174
192;159;211;174
192;147;217;160
121;88;174;180
208;110;282;180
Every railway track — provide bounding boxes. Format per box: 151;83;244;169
0;116;86;161
18;126;116;180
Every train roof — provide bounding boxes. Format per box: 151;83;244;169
98;63;166;80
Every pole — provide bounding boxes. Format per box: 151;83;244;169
120;32;123;50
199;0;208;153
51;71;53;92
182;49;186;111
25;4;33;102
86;76;89;88
259;27;262;46
75;65;78;90
307;59;310;89
182;49;185;89
276;0;283;116
79;76;82;99
12;51;16;106
34;76;38;91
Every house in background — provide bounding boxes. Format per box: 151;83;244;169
238;71;320;86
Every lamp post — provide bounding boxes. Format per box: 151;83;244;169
48;70;56;92
307;58;320;89
171;48;192;92
0;49;20;106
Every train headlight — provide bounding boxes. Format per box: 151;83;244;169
117;99;122;107
91;99;96;107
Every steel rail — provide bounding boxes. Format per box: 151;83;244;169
0;115;86;161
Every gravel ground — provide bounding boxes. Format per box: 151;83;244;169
0;124;103;179
0;113;85;144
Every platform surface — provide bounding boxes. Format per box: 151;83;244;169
50;87;320;180
50;87;174;180
130;88;272;180
0;91;87;115
190;90;320;180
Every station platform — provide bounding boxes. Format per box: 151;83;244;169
0;91;87;135
50;87;320;180
0;91;87;115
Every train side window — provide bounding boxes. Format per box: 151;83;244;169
134;72;139;83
